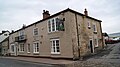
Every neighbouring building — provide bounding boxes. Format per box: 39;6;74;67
103;33;109;47
9;8;103;60
0;31;10;55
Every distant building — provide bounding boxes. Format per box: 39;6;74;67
9;8;103;60
109;32;120;40
0;31;10;55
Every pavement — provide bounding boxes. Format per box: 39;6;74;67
0;57;55;67
2;56;74;65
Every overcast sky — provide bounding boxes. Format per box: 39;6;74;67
0;0;120;34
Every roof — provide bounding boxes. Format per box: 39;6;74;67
0;31;9;35
0;37;9;44
103;33;109;36
11;8;102;34
109;32;120;37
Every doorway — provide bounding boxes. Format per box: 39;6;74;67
90;40;94;53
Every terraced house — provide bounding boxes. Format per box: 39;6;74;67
9;8;103;60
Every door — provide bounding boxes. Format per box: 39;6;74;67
90;40;94;53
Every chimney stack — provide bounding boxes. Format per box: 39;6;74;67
43;10;50;19
2;30;6;33
84;8;88;16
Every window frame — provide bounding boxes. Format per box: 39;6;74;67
88;21;91;28
33;27;39;36
50;39;60;54
19;30;25;36
19;43;24;52
93;24;97;32
27;44;30;53
48;17;59;33
33;42;39;53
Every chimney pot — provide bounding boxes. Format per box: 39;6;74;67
43;10;45;13
46;11;49;14
84;8;88;16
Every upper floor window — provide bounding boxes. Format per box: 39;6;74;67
4;34;8;36
33;28;38;36
48;18;57;32
19;31;24;36
88;21;91;28
93;25;97;32
48;17;65;33
19;31;25;40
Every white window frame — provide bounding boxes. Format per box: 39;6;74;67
10;44;15;53
33;28;39;36
27;44;30;53
48;17;59;33
19;43;24;52
50;39;60;54
33;42;39;53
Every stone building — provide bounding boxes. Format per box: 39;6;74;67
9;8;103;60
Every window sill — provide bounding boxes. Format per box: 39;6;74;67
95;46;99;48
88;26;91;29
51;52;60;55
33;52;39;54
93;31;97;34
19;51;24;52
27;52;30;53
10;52;15;53
48;31;59;33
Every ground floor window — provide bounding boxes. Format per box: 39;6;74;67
11;44;15;53
19;43;24;52
33;42;39;53
51;39;60;54
27;44;30;53
94;39;98;47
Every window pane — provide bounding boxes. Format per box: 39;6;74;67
53;47;55;52
56;40;59;45
93;25;96;31
52;19;55;31
57;49;59;52
37;43;39;52
56;18;59;30
53;41;55;46
28;44;30;52
48;20;51;32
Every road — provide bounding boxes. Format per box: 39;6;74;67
0;43;120;67
0;57;55;67
75;42;120;67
